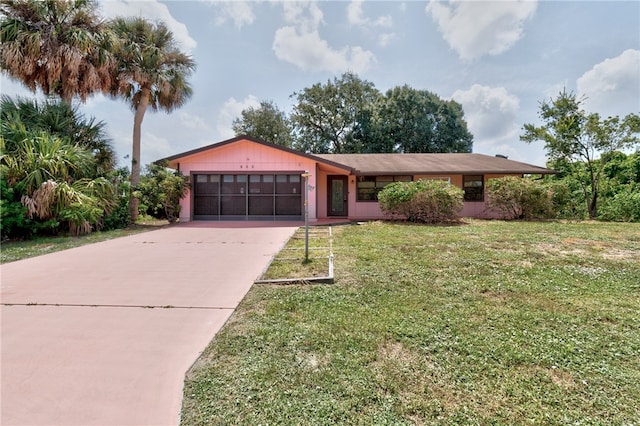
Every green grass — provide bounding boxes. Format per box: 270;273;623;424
259;226;333;280
181;220;640;425
0;219;168;264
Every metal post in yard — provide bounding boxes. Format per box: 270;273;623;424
301;171;311;263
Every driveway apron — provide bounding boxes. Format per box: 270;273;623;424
0;224;297;425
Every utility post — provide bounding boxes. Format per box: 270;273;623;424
301;171;311;263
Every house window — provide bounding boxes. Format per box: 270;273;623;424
463;175;484;201
421;176;451;184
357;175;412;201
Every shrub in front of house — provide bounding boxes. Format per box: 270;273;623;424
485;176;554;220
378;179;464;223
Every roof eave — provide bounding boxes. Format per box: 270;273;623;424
155;135;354;173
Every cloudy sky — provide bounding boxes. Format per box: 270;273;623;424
2;0;639;168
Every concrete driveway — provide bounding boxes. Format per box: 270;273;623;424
0;223;298;425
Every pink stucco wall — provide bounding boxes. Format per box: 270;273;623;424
172;139;319;222
170;140;516;222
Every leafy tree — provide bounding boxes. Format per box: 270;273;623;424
485;176;554;220
232;100;293;147
109;17;195;221
521;90;640;218
0;96;115;174
291;72;379;153
378;179;464;223
136;162;189;223
0;0;116;103
364;85;473;153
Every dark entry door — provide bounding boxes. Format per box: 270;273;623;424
327;175;348;217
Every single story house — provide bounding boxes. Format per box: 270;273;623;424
158;135;554;222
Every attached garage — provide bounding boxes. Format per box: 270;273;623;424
192;173;303;220
158;136;555;223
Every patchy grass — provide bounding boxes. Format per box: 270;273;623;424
182;220;640;425
259;226;334;280
0;219;169;264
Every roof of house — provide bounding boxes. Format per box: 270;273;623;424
158;135;353;172
158;136;554;175
315;153;554;175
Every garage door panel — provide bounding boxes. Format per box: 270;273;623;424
193;174;301;220
220;195;246;216
248;196;274;216
194;196;218;216
276;195;302;216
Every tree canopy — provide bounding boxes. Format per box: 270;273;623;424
521;90;640;218
235;72;473;154
232;100;293;148
0;0;116;103
290;72;380;154
361;85;473;153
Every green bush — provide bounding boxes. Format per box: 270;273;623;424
136;163;189;223
598;184;640;222
546;180;588;219
378;179;464;223
0;177;58;239
485;176;555;220
1;177;30;239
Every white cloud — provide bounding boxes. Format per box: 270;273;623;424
216;95;260;139
282;1;324;31
347;0;395;47
426;0;537;61
348;1;392;28
179;111;210;131
577;49;640;117
273;26;375;74
99;0;197;53
451;84;521;155
273;2;376;73
210;1;256;28
141;131;173;164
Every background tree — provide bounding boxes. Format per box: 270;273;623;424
363;85;473;153
521;90;640;218
0;0;116;103
290;72;379;153
232;100;293;147
109;17;195;221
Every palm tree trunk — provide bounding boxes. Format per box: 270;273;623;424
129;88;150;221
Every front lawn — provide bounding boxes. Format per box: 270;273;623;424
181;220;640;425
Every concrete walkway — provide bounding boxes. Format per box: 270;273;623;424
0;224;298;425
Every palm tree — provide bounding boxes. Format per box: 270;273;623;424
0;95;115;174
0;0;116;103
0;130;116;235
109;17;195;221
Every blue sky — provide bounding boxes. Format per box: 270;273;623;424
1;0;639;168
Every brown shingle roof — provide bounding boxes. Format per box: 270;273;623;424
315;153;553;175
157;135;553;176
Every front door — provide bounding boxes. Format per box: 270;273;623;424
327;175;348;217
